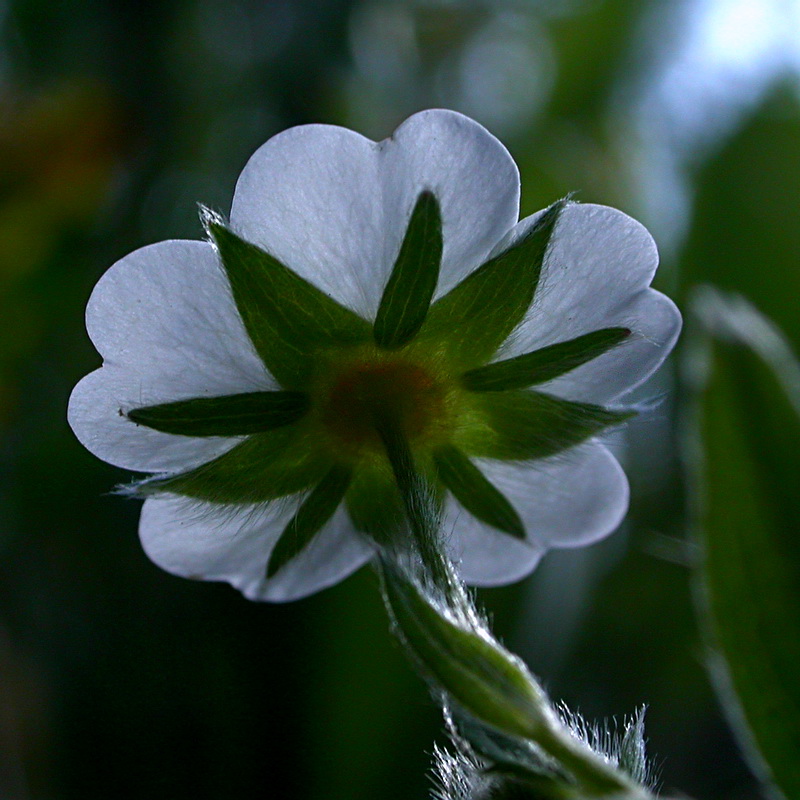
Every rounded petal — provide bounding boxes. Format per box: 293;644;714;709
68;240;274;472
447;443;628;586
379;109;520;300
139;496;375;602
230;124;383;315
501;204;681;400
537;289;681;403
230;109;519;317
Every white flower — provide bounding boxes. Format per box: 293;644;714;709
68;109;681;602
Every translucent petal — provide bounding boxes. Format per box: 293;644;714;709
68;240;274;472
499;204;681;402
139;496;375;602
535;290;681;403
230;109;519;318
446;443;629;586
381;110;520;301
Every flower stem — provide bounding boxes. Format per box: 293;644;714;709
372;416;655;799
374;412;455;600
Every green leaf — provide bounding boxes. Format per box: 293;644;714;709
266;464;353;578
418;198;567;368
680;86;800;354
433;445;524;539
461;328;631;392
208;219;371;388
127;390;310;436
133;424;330;505
374;191;443;349
381;563;548;740
693;290;800;800
458;390;632;461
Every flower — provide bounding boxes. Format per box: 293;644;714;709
68;109;681;602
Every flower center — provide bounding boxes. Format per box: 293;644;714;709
319;356;451;453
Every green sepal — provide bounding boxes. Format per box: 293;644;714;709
381;562;548;740
374;191;443;349
266;464;353;578
132;424;330;505
616;709;650;787
418;198;567;368
433;445;525;539
345;464;406;546
127;390;310;437
451;711;559;780
458;390;633;461
461;328;631;393
208;218;371;388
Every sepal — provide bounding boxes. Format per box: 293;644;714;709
206;211;371;388
419;198;568;369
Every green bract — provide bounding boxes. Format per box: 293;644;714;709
381;561;550;740
128;195;630;578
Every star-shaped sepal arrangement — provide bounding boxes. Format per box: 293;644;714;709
69;110;681;602
125;193;633;582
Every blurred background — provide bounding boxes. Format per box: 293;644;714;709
1;0;799;798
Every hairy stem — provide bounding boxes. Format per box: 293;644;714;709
374;412;456;601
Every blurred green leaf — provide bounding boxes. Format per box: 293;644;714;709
682;86;800;352
692;288;800;800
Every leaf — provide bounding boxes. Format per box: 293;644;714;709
433;445;524;539
374;191;443;349
681;86;800;354
127;390;310;436
692;289;800;800
418;199;567;369
209;220;371;388
457;390;632;461
266;464;353;578
133;424;331;505
461;328;631;392
381;563;548;740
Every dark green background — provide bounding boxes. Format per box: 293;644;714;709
1;1;797;798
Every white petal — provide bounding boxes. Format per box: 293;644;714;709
379;109;520;300
230;124;383;316
139;496;375;602
230;109;519;317
68;240;273;472
500;204;681;401
447;443;628;586
535;289;681;403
